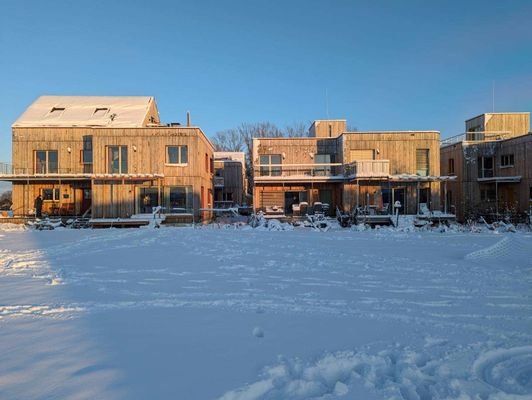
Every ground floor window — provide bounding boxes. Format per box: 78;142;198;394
41;188;60;201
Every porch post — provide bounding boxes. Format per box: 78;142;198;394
416;180;420;214
444;180;448;214
157;178;161;207
495;181;499;219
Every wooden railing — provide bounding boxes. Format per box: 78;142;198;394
345;160;390;178
253;163;344;179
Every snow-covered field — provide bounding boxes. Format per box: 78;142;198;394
0;223;531;399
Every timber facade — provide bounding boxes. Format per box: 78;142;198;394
440;113;531;222
213;152;247;207
253;120;449;216
2;96;214;221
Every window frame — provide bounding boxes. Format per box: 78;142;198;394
108;145;128;174
166;145;188;165
448;158;455;175
41;188;60;202
35;150;58;174
259;154;282;176
500;154;514;168
416;149;429;177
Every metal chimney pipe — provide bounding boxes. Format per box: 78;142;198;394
187;111;191;127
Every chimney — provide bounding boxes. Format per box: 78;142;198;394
187;111;191;127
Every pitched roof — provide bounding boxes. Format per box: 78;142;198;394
12;96;159;128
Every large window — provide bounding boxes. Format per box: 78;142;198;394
35;150;58;174
315;154;332;176
416;149;429;176
108;146;128;174
478;156;493;178
167;145;188;164
259;154;281;176
500;154;514;167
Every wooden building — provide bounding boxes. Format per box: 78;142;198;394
253;120;448;216
213;152;247;207
440;112;531;222
1;96;214;221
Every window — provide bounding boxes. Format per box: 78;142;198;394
349;149;375;160
500;154;514;167
82;135;93;173
108;146;128;174
416;149;429;176
93;107;109;117
259;154;282;176
478;157;493;178
205;153;209;172
448;158;455;175
46;107;65;119
41;188;60;201
315;154;332;176
167;145;188;164
35;150;58;174
168;186;192;212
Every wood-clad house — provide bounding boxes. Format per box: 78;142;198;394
1;96;214;221
440;112;531;222
213;152;247;207
253;120;448;216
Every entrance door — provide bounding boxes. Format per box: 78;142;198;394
284;191;308;214
139;187;158;214
392;188;405;214
318;189;333;215
81;188;91;215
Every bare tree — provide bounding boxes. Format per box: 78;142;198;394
0;191;12;210
284;122;308;137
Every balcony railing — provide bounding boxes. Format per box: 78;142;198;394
254;160;390;181
254;163;345;181
214;176;224;187
0;162;12;175
441;131;512;147
345;160;390;178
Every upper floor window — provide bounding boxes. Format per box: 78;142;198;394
416;149;429;176
82;135;93;173
448;158;455;175
500;154;514;167
478;156;493;178
108;146;128;174
35;150;58;174
259;154;281;176
167;145;188;165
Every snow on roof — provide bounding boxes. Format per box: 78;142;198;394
12;96;158;128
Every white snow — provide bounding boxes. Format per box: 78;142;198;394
0;223;531;399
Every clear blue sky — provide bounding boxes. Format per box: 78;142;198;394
1;0;531;162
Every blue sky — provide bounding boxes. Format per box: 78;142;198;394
0;0;531;162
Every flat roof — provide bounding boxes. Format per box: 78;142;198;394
466;112;530;122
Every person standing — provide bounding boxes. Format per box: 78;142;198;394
34;194;43;219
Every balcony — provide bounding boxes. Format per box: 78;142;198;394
440;131;512;147
253;163;346;183
345;160;390;179
0;164;163;182
214;176;224;187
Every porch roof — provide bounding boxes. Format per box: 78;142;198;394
0;173;164;182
